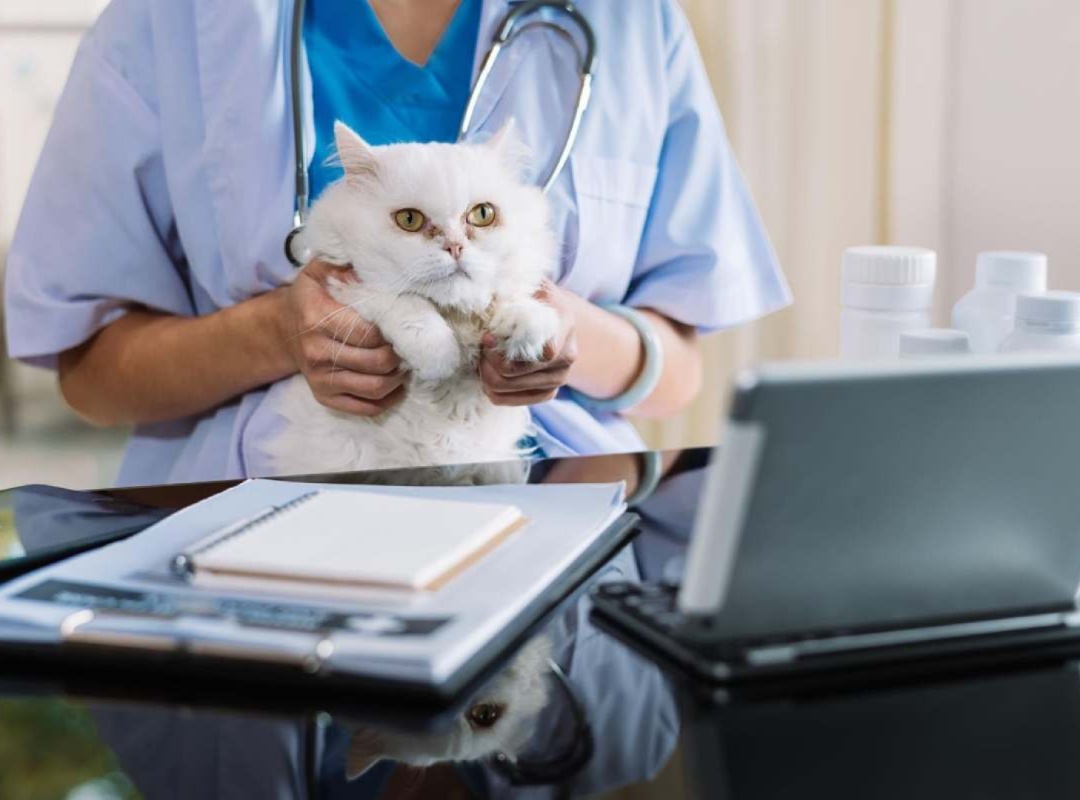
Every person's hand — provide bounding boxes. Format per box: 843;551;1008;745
278;260;406;416
479;282;578;406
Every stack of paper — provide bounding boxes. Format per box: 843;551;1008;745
186;491;527;592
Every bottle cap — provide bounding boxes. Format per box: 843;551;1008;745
1015;291;1080;327
841;246;936;312
842;246;936;286
975;251;1047;293
899;328;972;357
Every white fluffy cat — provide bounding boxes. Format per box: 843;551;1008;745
262;121;559;475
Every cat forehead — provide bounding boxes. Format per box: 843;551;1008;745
374;143;515;190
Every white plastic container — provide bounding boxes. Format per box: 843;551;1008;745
951;251;1048;353
840;246;937;359
998;291;1080;353
899;328;972;358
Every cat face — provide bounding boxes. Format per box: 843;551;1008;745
345;635;553;779
309;121;554;314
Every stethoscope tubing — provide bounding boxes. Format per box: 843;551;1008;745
285;0;595;267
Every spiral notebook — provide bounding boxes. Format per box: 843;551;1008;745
171;490;526;592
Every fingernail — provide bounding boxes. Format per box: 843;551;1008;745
482;333;497;348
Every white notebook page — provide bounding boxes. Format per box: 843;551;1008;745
191;491;523;590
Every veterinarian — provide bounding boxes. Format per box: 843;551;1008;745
4;0;791;484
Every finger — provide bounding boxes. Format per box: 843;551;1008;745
315;394;387;417
489;348;575;378
336;383;407;410
317;368;407;401
298;295;361;341
481;360;569;393
538;339;578;368
484;387;560;407
302;258;349;276
482;348;550;378
325;309;388;348
302;336;398;372
562;332;579;363
317;343;401;375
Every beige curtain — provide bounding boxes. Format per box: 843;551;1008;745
637;0;892;449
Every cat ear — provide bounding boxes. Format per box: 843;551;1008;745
485;118;532;178
334;121;378;182
345;730;386;781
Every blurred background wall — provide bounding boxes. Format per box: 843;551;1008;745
641;0;1080;447
0;0;122;489
3;0;1080;487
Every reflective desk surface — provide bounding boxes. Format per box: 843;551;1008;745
2;448;1080;799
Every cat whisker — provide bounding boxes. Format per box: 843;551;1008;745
288;303;365;343
327;282;421;375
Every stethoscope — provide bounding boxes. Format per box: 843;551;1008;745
285;0;597;267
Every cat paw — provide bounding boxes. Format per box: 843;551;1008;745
490;300;561;363
397;328;462;382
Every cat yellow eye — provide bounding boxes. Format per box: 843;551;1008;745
466;202;497;227
394;208;426;232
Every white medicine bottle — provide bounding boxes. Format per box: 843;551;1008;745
998;292;1080;353
840;246;937;359
951;251;1047;353
899;329;972;358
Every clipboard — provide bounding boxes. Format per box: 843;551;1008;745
0;512;640;703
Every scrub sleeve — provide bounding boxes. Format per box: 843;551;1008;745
3;26;192;369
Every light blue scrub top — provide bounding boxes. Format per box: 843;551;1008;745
304;0;481;198
4;0;792;486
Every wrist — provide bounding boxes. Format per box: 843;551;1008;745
567;304;663;412
565;297;642;398
228;290;297;382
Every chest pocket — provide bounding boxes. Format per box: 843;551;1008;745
565;156;658;294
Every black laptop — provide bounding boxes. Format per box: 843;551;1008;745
592;356;1080;683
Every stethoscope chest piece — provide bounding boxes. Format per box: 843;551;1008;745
285;223;311;268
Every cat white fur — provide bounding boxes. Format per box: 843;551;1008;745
345;635;554;778
262;121;558;475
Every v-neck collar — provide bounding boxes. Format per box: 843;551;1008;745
318;3;474;73
363;0;471;71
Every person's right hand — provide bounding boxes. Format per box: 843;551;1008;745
278;260;406;416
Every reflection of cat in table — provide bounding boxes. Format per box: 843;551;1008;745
346;636;553;779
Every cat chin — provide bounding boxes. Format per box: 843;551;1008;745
418;276;493;315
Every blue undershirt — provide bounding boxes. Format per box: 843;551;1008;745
304;0;481;201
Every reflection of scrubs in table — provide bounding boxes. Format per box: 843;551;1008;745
3;0;792;485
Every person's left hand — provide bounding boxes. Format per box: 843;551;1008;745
479;283;578;406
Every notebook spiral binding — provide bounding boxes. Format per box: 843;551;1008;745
171;491;320;579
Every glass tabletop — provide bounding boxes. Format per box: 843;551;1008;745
3;449;1080;798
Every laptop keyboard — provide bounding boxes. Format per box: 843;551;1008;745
594;581;852;655
594;581;720;644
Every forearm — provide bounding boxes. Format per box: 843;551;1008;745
58;291;295;426
560;290;703;419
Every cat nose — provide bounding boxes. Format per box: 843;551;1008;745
443;240;464;260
